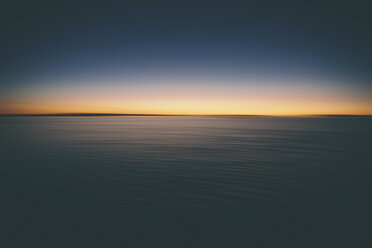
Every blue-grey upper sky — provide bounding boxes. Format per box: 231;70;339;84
1;0;371;114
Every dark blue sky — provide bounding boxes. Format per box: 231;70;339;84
1;0;371;114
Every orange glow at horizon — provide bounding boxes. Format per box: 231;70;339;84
2;92;372;116
1;77;371;116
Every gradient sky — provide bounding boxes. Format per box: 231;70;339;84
1;0;371;115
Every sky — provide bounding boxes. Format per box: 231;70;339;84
1;0;372;115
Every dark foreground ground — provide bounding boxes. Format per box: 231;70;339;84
1;116;372;247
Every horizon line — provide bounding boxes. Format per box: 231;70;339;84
1;113;372;118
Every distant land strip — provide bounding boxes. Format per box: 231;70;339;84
1;113;372;118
